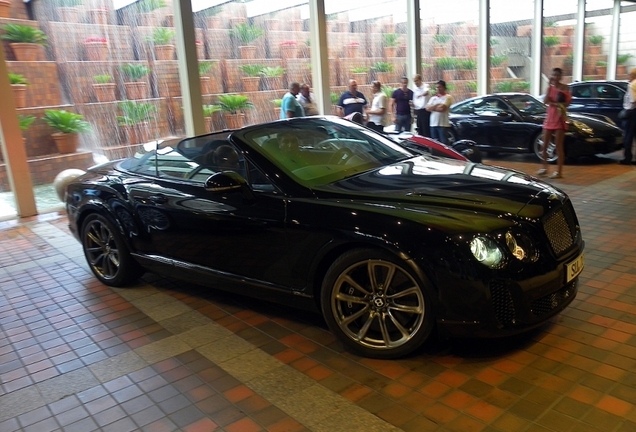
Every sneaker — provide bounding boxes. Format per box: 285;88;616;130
549;172;562;179
536;168;547;176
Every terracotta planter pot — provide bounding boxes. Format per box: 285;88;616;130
204;116;212;132
52;132;79;154
12;84;27;109
10;43;39;61
58;7;79;23
200;76;211;94
224;113;245;129
617;65;627;75
351;72;367;83
384;46;396;58
196;43;205;59
559;45;572;56
544;46;556;57
433;45;446;57
93;83;117;102
85;42;108;61
207;16;221;29
467;47;477;58
239;46;257;60
280;45;298;59
121;123;149;144
138;13;156;26
242;77;260;92
442;70;455;82
261;76;282;91
290;20;303;31
375;72;389;83
588;45;601;55
491;67;505;79
155;45;175;61
343;45;359;58
265;19;279;30
124;82;148;100
89;9;108;25
596;66;607;76
0;0;10;18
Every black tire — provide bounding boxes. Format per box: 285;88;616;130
447;128;457;145
452;140;482;163
320;249;434;359
81;213;144;287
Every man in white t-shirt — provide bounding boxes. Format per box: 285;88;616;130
296;83;319;116
365;80;387;133
426;80;454;144
412;74;430;137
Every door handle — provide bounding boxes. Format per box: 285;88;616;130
147;194;167;204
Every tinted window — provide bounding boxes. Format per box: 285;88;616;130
570;84;592;98
594;84;623;99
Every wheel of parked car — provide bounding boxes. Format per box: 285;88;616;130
321;248;434;359
533;133;558;163
447;128;457;144
81;214;144;286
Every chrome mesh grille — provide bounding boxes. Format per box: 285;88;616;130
490;281;516;327
543;207;575;256
530;282;577;317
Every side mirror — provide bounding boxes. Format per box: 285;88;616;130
498;110;512;117
204;172;253;201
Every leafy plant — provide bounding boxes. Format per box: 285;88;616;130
490;55;507;67
93;74;112;84
515;81;530;92
1;24;48;45
202;104;221;117
9;72;28;85
433;34;451;45
198;61;217;75
350;66;368;74
446;83;456;92
372;61;394;72
229;23;264;45
330;92;339;105
381;85;394;99
382;33;399;47
596;60;608;66
18;114;36;131
260;66;285;77
459;59;477;70
618;53;633;65
120;63;151;81
148;27;174;45
136;0;166;13
42;110;90;134
217;94;254;114
544;20;557;28
271;99;282;107
421;62;432;70
543;35;560;47
116;101;157;126
490;38;499;46
239;64;265;77
435;57;458;70
465;81;477;92
588;35;604;45
495;81;515;92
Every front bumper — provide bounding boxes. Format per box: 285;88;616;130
566;134;623;158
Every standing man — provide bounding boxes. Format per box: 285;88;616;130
365;80;387;133
296;83;319;116
337;79;368;118
619;68;636;165
426;80;454;144
412;74;431;137
280;82;305;119
391;76;414;133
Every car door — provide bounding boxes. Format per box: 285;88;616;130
569;83;597;114
466;97;530;151
127;152;295;289
592;83;624;122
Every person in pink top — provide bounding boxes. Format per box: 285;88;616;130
538;68;571;179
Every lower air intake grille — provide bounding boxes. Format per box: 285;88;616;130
490;280;516;327
530;282;576;317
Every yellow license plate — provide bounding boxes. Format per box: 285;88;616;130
566;253;584;283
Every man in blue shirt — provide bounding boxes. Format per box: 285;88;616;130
281;82;305;119
337;79;368;118
391;76;414;133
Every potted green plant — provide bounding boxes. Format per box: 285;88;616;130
271;99;283;116
495;80;515;92
436;57;458;81
596;60;607;75
136;0;166;26
617;53;633;75
372;61;394;83
543;35;560;54
17;114;36;144
217;94;253;129
544;20;558;35
92;74;116;103
0;0;10;19
588;35;604;54
9;72;28;108
239;64;264;91
42;109;90;154
229;23;264;59
433;34;451;56
199;61;218;94
514;81;530;93
465;81;477;96
260;66;285;90
148;27;175;60
202;104;221;132
490;55;507;79
120;63;151;99
1;24;47;61
203;6;222;28
84;37;109;61
350;66;368;82
53;0;82;22
279;40;298;59
382;33;399;57
117;101;157;144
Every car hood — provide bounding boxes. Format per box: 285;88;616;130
314;156;566;227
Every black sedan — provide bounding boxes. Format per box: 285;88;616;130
568;80;628;123
449;93;623;162
65;116;584;358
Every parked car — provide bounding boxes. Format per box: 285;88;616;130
65;116;584;358
449;93;623;162
568;80;628;123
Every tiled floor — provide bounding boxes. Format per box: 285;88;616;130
1;153;636;432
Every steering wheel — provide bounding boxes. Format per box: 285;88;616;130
329;148;354;165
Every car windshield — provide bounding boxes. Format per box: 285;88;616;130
237;117;415;188
506;94;547;115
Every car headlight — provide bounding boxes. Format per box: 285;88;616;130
470;236;504;268
505;232;538;262
571;120;593;135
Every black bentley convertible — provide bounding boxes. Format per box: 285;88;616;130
65;116;585;358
